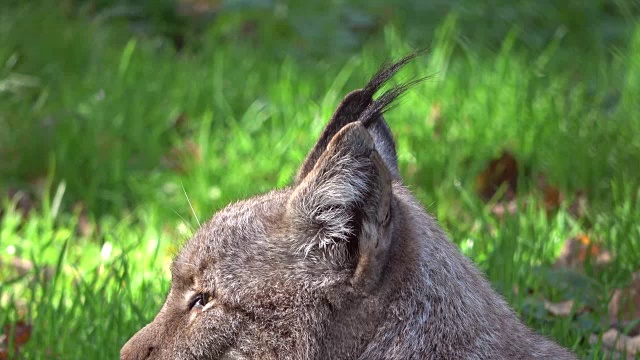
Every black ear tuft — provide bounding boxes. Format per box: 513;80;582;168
357;75;429;127
361;50;425;101
295;51;427;184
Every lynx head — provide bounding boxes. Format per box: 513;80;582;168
120;54;424;360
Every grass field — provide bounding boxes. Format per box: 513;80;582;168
1;0;640;358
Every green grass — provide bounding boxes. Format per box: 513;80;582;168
1;1;640;358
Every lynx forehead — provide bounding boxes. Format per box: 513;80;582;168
121;54;576;360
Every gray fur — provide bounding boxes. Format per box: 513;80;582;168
121;55;577;360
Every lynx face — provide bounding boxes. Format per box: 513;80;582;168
121;54;577;360
122;119;396;360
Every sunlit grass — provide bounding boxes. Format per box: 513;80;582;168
1;1;639;358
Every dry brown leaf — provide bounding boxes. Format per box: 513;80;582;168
0;257;55;281
177;0;221;18
536;174;565;212
168;112;195;136
553;234;613;270
568;190;589;219
77;214;93;237
2;188;35;218
476;151;518;202
543;185;564;212
28;176;48;200
1;257;33;277
609;273;640;336
544;299;576;317
73;202;94;237
161;139;203;174
590;328;640;359
490;199;518;218
171;112;189;131
0;321;32;359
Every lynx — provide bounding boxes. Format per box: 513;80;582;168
121;54;577;360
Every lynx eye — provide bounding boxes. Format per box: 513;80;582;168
189;293;214;311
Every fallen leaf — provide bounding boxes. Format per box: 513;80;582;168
553;234;613;271
73;202;94;237
609;272;640;336
543;185;563;212
173;112;189;129
590;328;640;359
6;323;30;347
177;0;221;18
2;188;35;218
536;174;564;212
544;299;576;317
568;189;589;219
0;257;55;281
0;321;32;359
161;139;203;174
169;112;191;135
1;257;34;277
27;175;49;205
476;151;519;202
490;199;518;218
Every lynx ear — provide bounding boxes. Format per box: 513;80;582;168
287;122;394;291
295;52;425;184
295;89;372;183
